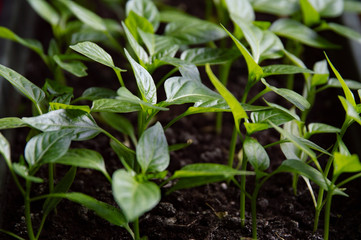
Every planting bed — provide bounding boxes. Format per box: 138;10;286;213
1;1;361;240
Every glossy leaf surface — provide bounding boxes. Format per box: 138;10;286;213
243;136;270;171
180;48;240;65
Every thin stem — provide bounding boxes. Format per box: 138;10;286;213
251;183;262;240
35;215;47;240
247;88;271;105
156;67;178;89
323;190;333;240
239;156;248;228
49;164;54;194
102;130;135;155
25;181;36;240
134;218;140;240
114;68;125;87
313;188;324;232
0;229;25;240
227;127;238;168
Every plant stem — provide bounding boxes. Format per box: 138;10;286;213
0;229;25;240
216;61;232;134
25;180;36;240
323;190;333;240
227;127;238;168
156;67;178;89
134;218;140;240
49;163;55;194
251;183;261;240
239;156;248;228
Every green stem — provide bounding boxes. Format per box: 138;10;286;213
313;187;324;232
247;88;271;105
102;130;135;155
323;190;333;240
35;215;47;240
25;181;36;240
0;229;25;240
134;218;140;240
228;127;238;168
156;67;178;89
239;156;248;228
114;68;125;87
49;164;54;194
251;183;262;240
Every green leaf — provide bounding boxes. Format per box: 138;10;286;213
125;49;157;104
43;167;77;217
138;29;178;58
49;192;129;228
311;60;329;87
53;149;109;177
251;0;299;16
76;87;117;101
100;112;136;145
49;102;91;113
249;108;296;133
305;123;340;138
164;77;222;105
206;64;248;134
125;11;154;42
122;22;149;64
280;120;301;160
334;152;361;176
221;25;263;81
22;109;102;141
344;0;361;13
231;17;284;63
243;136;269;171
326;54;356;106
327;22;361;44
225;0;255;21
137;122;169;173
308;0;343;17
261;78;310;111
112;169;160;222
0;117;26;130
327;78;361;90
169;163;252;192
0;64;45;105
163;12;227;44
0;133;11;167
278;159;346;196
126;0;160;31
28;0;60;26
24;130;72;167
270;19;338;49
339;96;361;125
262;64;313;77
180;48;240;65
110;140;136;170
60;0;107;31
0;27;44;57
53;55;87;77
300;0;320;26
13;163;43;183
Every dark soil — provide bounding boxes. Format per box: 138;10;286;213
1;1;361;240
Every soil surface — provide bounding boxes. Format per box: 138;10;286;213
1;1;361;240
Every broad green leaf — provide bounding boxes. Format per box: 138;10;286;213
270;19;338;49
262;64;313;77
300;0;320;26
308;0;343;17
221;25;263;81
13;163;43;183
243;136;269;171
244;122;269;134
305;123;340;138
122;22;149;64
179;64;201;82
280;120;301;160
311;60;329;87
24;130;72;167
28;0;60;26
137;122;169;173
0;27;44;57
49;102;91;113
43;78;73;96
164;77;221;105
278;159;346;196
264;101;301;122
126;0;160;31
22;109;102;141
325;22;361;45
0;133;11;167
344;0;361;13
231;17;284;63
334;152;361;176
125;49;157;104
180;48;240;66
125;11;154;41
163;12;227;44
53;55;87;77
326;54;356;106
225;0;255;21
112;169;160;221
251;0;299;16
60;0;107;31
138;29;178;57
100;112;136;145
0;117;26;130
52;149;109;177
43;167;77;217
327;78;361;90
76;87;117;102
49;192;129;228
250;108;296;131
339;96;361;125
261;78;310;111
169;163;252;192
70;41;115;68
206;64;248;133
0;64;45;105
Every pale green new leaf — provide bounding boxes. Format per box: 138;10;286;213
24;130;72;167
112;169;160;221
206;64;248;134
13;163;43;183
221;25;263;81
125;49;157;104
251;0;299;16
22;109;102;141
60;0;107;31
28;0;60;26
122;22;149;64
137;122;169;173
225;0;255;21
339;96;361;125
0;117;26;130
270;19;338;49
125;11;154;41
312;60;329;86
262;64;313;77
49;102;91;113
126;0;160;31
334;152;361;176
243;136;269;171
300;0;320;26
0;64;45;105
